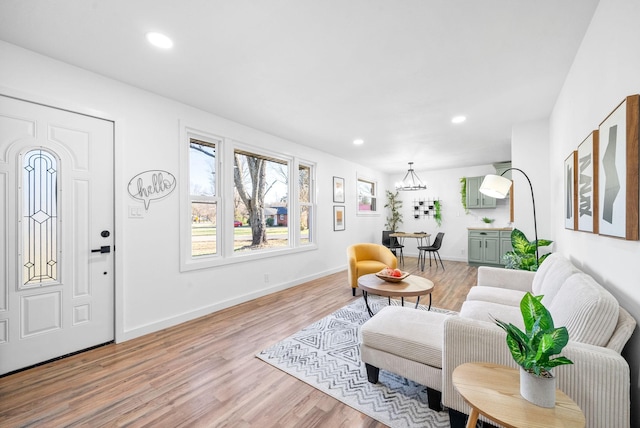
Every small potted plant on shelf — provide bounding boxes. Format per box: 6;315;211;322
481;217;494;227
492;292;573;408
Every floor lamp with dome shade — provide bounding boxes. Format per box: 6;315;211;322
479;168;539;264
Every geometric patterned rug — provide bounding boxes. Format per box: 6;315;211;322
256;296;457;427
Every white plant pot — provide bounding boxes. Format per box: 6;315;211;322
519;367;556;408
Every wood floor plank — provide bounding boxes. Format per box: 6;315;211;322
0;259;476;427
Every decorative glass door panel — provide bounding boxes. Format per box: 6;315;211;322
21;149;60;287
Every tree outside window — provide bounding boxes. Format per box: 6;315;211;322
233;149;289;252
299;163;313;244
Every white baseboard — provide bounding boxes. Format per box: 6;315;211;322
118;265;346;342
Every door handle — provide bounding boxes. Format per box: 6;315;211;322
91;246;111;254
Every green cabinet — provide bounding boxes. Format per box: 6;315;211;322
500;231;513;258
466;176;496;209
468;229;513;266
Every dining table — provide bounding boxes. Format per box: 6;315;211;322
389;232;431;268
389;232;431;247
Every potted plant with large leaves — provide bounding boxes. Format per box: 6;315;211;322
493;292;573;408
503;228;552;271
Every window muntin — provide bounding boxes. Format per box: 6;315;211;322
190;139;218;257
233;149;289;252
21;149;59;286
357;177;377;213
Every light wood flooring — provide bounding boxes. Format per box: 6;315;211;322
0;257;477;428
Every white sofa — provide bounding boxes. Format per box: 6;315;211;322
360;253;636;428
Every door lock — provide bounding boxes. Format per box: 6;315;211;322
91;246;111;254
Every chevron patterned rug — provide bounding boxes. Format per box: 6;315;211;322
256;296;456;427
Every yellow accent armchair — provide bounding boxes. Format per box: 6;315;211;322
347;243;398;296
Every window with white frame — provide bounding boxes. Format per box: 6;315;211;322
189;138;219;257
357;175;378;215
298;163;314;245
181;126;318;271
233;148;290;252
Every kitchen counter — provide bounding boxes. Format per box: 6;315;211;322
467;227;513;231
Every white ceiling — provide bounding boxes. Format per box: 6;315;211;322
0;0;599;174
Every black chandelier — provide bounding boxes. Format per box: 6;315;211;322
395;162;426;191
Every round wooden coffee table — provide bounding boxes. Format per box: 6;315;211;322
357;273;434;316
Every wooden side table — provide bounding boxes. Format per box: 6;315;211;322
452;362;585;428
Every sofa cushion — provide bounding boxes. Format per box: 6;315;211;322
360;306;448;368
459;300;524;330
466;286;526;307
532;253;581;305
547;273;619;347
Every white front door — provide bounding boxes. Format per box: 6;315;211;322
0;95;115;375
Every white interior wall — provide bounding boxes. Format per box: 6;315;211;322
548;0;640;420
0;40;388;341
388;164;511;261
511;119;551;244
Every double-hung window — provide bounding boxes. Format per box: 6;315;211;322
298;162;314;245
188;138;219;258
357;175;378;215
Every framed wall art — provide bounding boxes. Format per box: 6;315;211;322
597;94;639;240
333;205;345;231
333;176;345;203
564;151;578;230
577;131;599;233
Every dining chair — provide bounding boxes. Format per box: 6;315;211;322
382;230;404;265
417;232;445;270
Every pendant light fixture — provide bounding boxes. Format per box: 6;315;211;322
396;162;426;191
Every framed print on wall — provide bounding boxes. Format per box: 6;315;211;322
598;94;639;240
333;205;345;231
333;176;345;203
577;131;599;233
564;151;578;230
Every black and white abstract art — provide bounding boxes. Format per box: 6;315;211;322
597;95;639;240
577;131;598;233
564;151;577;230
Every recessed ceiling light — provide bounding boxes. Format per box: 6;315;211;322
353;139;364;145
451;115;466;124
146;32;173;49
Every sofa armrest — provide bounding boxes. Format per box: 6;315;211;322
442;316;631;428
477;265;535;292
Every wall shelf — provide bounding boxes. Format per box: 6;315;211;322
412;198;441;219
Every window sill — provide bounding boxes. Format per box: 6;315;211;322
180;244;318;272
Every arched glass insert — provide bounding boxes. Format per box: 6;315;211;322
22;148;58;286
